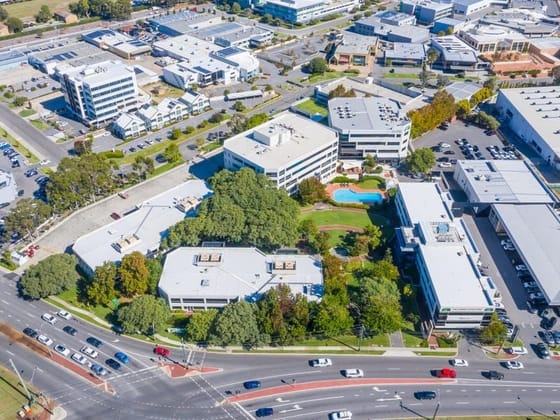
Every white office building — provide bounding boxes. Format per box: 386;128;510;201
158;247;324;310
496;87;560;169
224;112;339;195
328;97;411;163
58;60;139;126
395;182;495;329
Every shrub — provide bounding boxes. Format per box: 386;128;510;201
331;176;357;184
99;150;124;159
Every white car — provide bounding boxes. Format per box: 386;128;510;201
438;162;452;168
500;239;512;246
342;369;364;378
450;359;469;367
80;346;98;359
529;292;544;300
506;346;528;355
503;244;515;251
523;282;538;289
439;142;451;148
310;358;332;368
54;344;70;357
71;353;88;365
41;313;57;325
329;411;352;420
57;310;72;320
504;361;524;370
36;335;53;346
39;159;51;166
515;265;527;272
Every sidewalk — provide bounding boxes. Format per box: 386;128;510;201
48;296;111;328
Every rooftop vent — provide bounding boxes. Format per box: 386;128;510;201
197;253;223;266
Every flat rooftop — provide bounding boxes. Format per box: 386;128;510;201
385;43;426;60
455;160;556;204
158;247;323;302
397;182;453;225
59;60;135;85
153;34;219;59
445;81;481;102
149;11;220;34
499;87;560;156
224;112;338;171
492;204;560;305
328;97;410;132
27;41;115;69
72;180;212;272
431;35;478;64
336;32;375;54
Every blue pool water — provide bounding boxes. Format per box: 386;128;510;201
333;188;383;204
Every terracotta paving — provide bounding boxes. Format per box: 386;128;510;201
160;362;221;378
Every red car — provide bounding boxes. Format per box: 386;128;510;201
110;212;122;220
436;368;456;378
154;346;170;357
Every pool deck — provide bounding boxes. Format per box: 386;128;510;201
326;183;387;204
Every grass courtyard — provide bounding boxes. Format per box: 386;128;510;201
300;209;374;229
293;99;328;117
4;0;73;18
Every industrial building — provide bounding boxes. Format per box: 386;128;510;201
189;22;273;48
148;11;222;37
158;247;324;310
72;180;212;277
328;97;411;162
444;81;482;102
223;112;339;195
82;29;151;59
496;87;560;170
395;182;495;330
353;16;430;43
0;49;27;71
328;33;376;67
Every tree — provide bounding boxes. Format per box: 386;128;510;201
231;2;241;13
232;101;246;112
426;48;439;69
312;231;331;255
74;138;93;155
363;224;382;250
418;64;431;88
4;198;52;241
305;57;328;75
552;66;560;85
328;84;357;99
357;277;403;334
165;215;205;249
12;96;26;107
185;309;218;342
163;143;181;163
312;294;353;337
208;112;225;123
483;77;496;92
406;148;436;174
210;301;260;346
480;312;507;345
298;219;318;242
87;261;117;306
170;128;182;140
455;99;471;120
117;295;170;335
298;177;326;204
19;254;78;299
0;6;8;21
145;257;162;295
436;74;449;88
260;13;272;24
322;254;346;281
408;90;456;138
363;154;377;172
6;17;23;33
35;5;52;23
132;156;154;180
119;251;149;297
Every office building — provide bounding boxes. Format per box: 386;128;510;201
158;247;324;310
400;0;453;24
224;112;339;195
457;26;530;53
430;35;479;71
58;60;139;126
432;17;467;34
353;16;430;43
375;10;417;26
262;0;359;24
82;29;151;59
453;0;491;16
328;33;376;66
328;97;411;162
384;43;426;66
395;182;495;329
189;22;273;49
496;87;560;170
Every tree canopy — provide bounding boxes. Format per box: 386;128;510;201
480;312;507;345
298;177;327;205
117;295;170;335
87;261;116;306
119;251;149;297
305;57;328;74
19;254;78;299
35;5;52;23
4;198;52;241
406;148;436;174
210;300;260;346
408;91;456;138
69;0;131;20
185;309;218;343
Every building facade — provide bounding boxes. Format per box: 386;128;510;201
112;113;146;138
400;0;453;24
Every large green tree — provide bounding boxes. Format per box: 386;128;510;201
312;294;353;337
0;6;8;21
163;143;181;163
117;295;170;335
5;17;23;33
185;309;218;343
408;90;456;138
305;57;328;74
87;261;116;306
145;257;163;295
35;5;52;23
480;312;507;345
119;251;149;297
406;148;436;175
298;178;327;205
210;300;260;346
4;198;52;241
19;254;78;299
357;277;403;334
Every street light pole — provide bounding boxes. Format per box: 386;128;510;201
8;359;32;404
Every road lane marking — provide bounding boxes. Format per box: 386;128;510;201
6;350;14;356
219;371;322;389
408;403;423;406
550;401;560;403
273;395;344;408
1;299;9;305
503;401;516;404
387;368;401;370
456;402;470;405
375;405;388;408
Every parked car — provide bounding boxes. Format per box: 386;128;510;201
105;358;122;370
110;212;122;220
537;342;551;359
553;330;560;345
54;344;70;357
436;368;456;378
530;292;545;300
154;346;170;357
71;353;88;365
515;264;528;272
115;352;130;364
541;330;555;345
243;380;261;390
526;300;539;314
36;335;53;346
504;361;524;370
342;369;364;378
438;162;452;168
81;346;98;358
414;391;437;400
544;317;557;330
506;346;528;355
57;310;72;320
91;364;108;376
310;358;332;368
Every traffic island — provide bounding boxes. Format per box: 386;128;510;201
49;353;115;394
160;362;221;379
225;378;456;404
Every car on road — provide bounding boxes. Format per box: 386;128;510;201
81;346;98;358
110;212;121;220
41;313;57;325
154;346;170;357
243;380;261;390
86;336;103;348
255;407;273;417
63;325;78;336
414;391;437;400
504;361;524;370
436;368;456;378
54;344;70;357
342;369;364;378
23;327;38;338
91;364;107;376
310;358;332;368
537;342;551;359
438;162;453;168
36;335;53;346
57;310;72;320
71;353;88;365
329;410;352;420
486;370;504;380
450;359;468;367
505;347;527;355
105;359;122;370
115;352;130;364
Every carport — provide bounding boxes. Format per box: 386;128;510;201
488;203;560;306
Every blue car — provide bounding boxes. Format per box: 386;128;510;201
256;408;273;417
115;351;130;364
91;364;107;376
243;380;261;390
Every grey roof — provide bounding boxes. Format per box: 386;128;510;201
72;180;212;273
398;182;453;225
492;204;560;305
445;81;481;102
0;170;17;206
158;247;324;302
385;43;426;61
328;97;410;132
375;10;416;24
26;41;115;70
149;11;220;34
455;160;556;204
435;17;464;26
57;60;135;87
0;49;26;62
387;25;430;42
336;32;375;54
431;35;478;64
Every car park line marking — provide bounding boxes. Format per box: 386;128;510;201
6;350;14;356
276;409;332;419
372;387;387;392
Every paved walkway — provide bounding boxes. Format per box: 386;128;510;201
49;296;112;328
389;331;404;348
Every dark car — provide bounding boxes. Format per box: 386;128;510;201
414;391;437;400
537;342;551;359
105;358;122;370
87;336;103;348
487;370;504;380
63;325;78;336
110;212;121;220
243;380;262;390
443;150;455;155
255;408;273;417
544;317;557;330
91;364;108;376
23;327;38;338
541;330;556;345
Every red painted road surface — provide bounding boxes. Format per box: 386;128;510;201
227;378;456;403
161;362;221;378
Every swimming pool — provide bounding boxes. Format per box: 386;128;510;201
333;188;383;204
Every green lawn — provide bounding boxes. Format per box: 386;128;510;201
402;331;428;348
4;0;73;18
55;285;114;324
356;177;384;190
325;229;348;248
296;333;390;347
382;72;420;79
300;210;372;229
29;119;48;131
200;141;221;153
293;98;328;117
18;109;36;118
0;365;30;420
